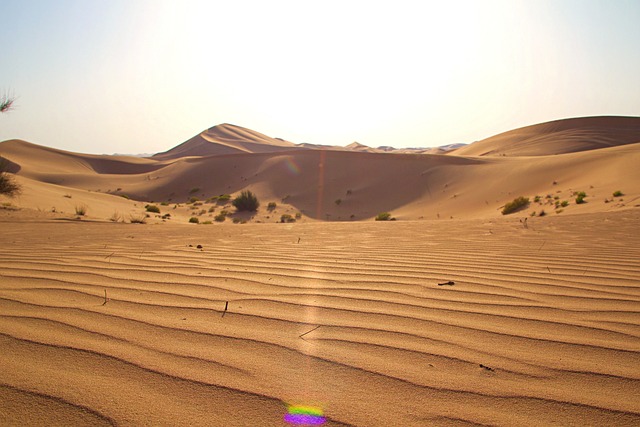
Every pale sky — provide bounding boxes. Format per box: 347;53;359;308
0;0;638;154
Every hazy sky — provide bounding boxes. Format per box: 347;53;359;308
0;0;638;154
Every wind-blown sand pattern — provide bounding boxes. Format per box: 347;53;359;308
0;212;639;426
1;116;639;425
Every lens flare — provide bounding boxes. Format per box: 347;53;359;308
284;405;326;425
284;156;301;175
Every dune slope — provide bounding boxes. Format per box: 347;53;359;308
454;116;640;157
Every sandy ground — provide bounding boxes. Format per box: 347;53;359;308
0;211;638;426
1;116;639;425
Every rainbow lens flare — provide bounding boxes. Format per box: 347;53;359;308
284;405;326;425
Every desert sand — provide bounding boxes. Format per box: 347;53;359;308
0;116;639;426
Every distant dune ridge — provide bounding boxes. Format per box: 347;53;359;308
1;116;639;222
1;116;640;425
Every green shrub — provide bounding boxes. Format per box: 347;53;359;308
189;217;199;224
575;191;587;204
280;214;296;223
145;204;160;213
613;190;623;197
217;194;231;203
75;205;87;216
375;212;393;221
295;212;302;219
120;194;130;199
560;200;569;207
502;196;530;215
189;197;199;204
533;195;541;203
214;213;226;222
267;202;277;211
232;190;260;212
0;159;21;197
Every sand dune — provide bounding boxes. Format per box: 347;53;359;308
454;116;640;157
2;116;639;222
1;116;639;425
153;124;301;159
0;211;638;425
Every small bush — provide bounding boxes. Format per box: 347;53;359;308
280;214;296;223
575;191;587;204
160;201;169;206
0;159;21;197
189;197;199;204
560;200;569;207
613;190;623;197
217;194;231;203
375;212;393;221
267;202;277;211
129;214;146;224
189;217;199;224
145;204;160;213
533;195;541;203
202;220;212;225
75;205;87;216
295;212;302;219
214;213;226;222
539;210;546;217
232;190;260;212
109;211;123;222
502;196;530;215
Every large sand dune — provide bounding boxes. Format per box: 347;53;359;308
2;116;640;222
1;116;639;425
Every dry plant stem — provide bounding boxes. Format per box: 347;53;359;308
221;301;229;318
102;289;108;305
299;325;321;340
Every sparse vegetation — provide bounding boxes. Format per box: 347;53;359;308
280;214;296;223
217;194;231;203
214;212;226;222
129;214;146;224
0;158;21;197
232;190;260;212
145;204;160;213
189;217;199;224
75;205;87;216
375;212;394;221
120;194;130;200
1;93;15;113
502;196;530;215
189;197;199;204
560;200;569;207
613;190;624;197
295;212;302;220
575;191;587;204
267;202;277;211
110;211;123;222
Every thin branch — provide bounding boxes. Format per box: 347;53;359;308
299;325;321;340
